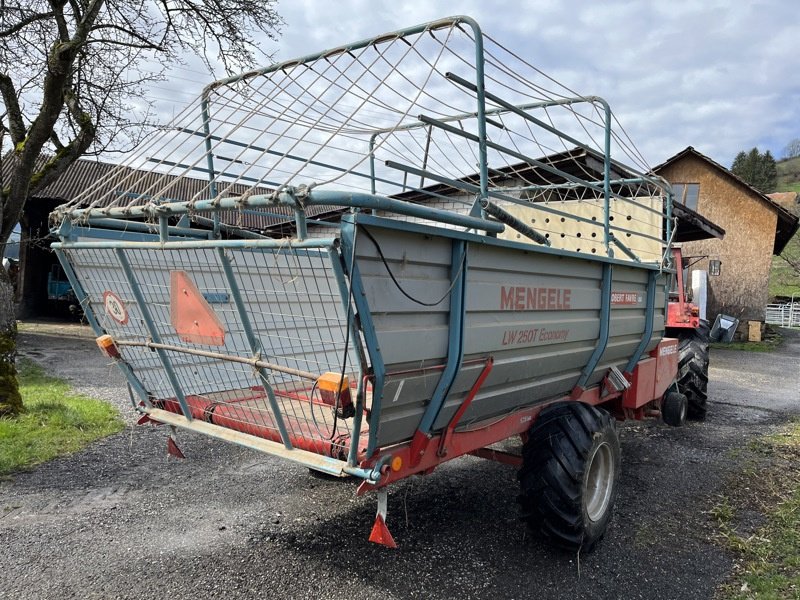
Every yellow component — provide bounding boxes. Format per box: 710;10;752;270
317;372;349;393
390;455;403;472
96;334;120;358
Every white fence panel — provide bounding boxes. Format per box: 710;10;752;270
765;302;800;327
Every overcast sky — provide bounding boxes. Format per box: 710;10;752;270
155;0;799;171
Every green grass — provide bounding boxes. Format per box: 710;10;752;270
711;328;782;352
0;359;124;476
777;156;800;187
715;420;800;599
710;341;777;352
769;158;800;299
769;231;800;299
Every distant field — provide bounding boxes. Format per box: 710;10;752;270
777;156;800;185
770;157;800;299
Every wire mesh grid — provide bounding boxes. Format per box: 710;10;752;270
53;16;668;263
64;244;366;458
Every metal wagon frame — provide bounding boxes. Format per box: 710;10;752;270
52;16;683;548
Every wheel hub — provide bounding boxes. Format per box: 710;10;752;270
585;442;614;522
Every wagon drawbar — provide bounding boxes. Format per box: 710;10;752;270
51;16;702;550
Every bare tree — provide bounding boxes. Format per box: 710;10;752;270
783;138;800;160
0;0;282;415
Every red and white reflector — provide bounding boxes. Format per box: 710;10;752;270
369;514;397;548
368;489;397;548
96;334;121;359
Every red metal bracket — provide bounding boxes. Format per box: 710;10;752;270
167;436;185;459
437;357;494;458
368;490;397;548
467;447;522;467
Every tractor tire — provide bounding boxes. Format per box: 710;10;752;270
518;402;621;552
667;319;710;421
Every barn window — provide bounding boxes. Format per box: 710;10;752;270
672;183;700;211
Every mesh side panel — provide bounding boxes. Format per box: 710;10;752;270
64;244;365;456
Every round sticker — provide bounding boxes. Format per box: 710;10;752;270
103;291;128;325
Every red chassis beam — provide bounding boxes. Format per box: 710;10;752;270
358;338;678;494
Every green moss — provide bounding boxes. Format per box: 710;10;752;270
0;329;23;417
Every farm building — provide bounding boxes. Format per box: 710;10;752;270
7;148;726;321
654;146;799;326
2;157;340;319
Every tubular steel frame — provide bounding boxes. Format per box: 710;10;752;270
52;16;678;491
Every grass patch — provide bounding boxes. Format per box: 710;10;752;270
0;358;124;476
770;158;800;299
710;328;783;352
710;341;777;352
714;420;800;599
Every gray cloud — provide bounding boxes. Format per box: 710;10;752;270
153;0;799;170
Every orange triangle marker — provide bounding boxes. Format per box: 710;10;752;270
170;271;225;346
368;514;397;548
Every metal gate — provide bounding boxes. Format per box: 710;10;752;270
765;301;800;327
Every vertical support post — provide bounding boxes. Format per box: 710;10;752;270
665;189;674;256
115;249;193;420
463;18;489;203
408;239;467;467
339;217;386;457
294;208;308;241
158;216;169;243
200;96;220;238
599;98;613;257
419;124;433;189
369;134;378;199
624;270;658;375
572;263;613;396
326;246;368;467
216;247;293;449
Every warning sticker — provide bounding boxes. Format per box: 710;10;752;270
103;291;128;325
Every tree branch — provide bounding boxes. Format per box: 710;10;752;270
49;1;71;42
0;10;56;38
0;74;25;145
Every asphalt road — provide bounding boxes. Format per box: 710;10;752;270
3;325;799;600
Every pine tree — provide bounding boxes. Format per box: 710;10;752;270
730;147;777;193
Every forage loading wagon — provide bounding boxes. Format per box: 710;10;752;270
52;16;694;550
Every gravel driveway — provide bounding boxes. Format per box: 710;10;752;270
3;324;799;600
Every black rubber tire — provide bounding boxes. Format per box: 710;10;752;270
518;402;621;552
662;391;688;427
666;319;710;420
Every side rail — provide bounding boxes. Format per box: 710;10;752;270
53;233;378;479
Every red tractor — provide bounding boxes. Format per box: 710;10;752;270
664;246;711;420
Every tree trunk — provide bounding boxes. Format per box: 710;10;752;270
0;269;23;416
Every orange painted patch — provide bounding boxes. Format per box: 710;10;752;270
170;271;226;346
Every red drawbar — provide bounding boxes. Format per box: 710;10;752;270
369;515;397;548
170;270;226;345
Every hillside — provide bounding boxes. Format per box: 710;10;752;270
769;156;800;299
776;156;800;194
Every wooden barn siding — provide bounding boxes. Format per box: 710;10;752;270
660;155;777;322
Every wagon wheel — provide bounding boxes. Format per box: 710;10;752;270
662;391;688;427
517;402;620;552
